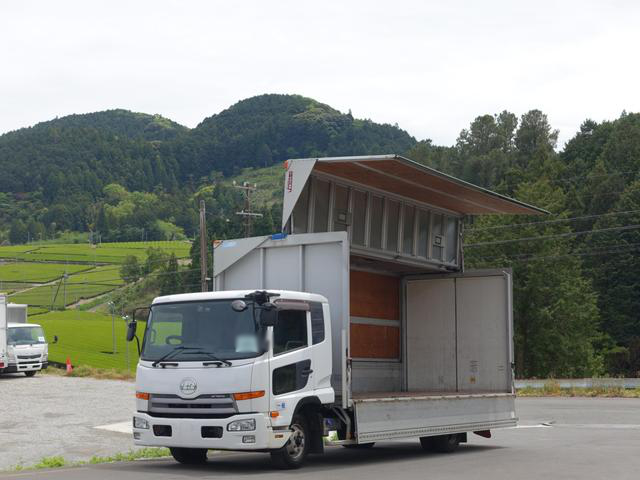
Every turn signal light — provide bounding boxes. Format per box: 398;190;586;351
233;390;265;401
136;391;150;400
270;411;280;418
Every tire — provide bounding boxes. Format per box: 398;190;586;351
342;442;375;449
271;414;309;469
169;447;208;465
24;371;37;377
419;436;434;451
431;434;461;453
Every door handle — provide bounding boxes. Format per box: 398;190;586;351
301;368;313;376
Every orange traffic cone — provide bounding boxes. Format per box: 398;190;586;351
66;357;73;374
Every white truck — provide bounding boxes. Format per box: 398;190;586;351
0;295;50;376
128;155;544;468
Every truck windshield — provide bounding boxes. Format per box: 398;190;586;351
140;300;262;362
8;326;46;345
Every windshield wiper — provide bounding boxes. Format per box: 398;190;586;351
181;350;232;367
151;346;200;367
151;346;232;367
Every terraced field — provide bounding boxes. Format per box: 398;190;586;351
0;241;191;264
9;266;124;308
0;262;90;282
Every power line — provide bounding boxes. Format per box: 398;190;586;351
465;209;640;232
465;224;640;247
471;242;640;264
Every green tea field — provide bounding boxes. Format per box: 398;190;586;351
32;310;147;371
0;262;90;282
0;240;191;264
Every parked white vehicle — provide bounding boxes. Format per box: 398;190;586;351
0;295;50;376
128;155;545;468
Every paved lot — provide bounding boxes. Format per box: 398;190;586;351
0;372;136;470
1;378;639;479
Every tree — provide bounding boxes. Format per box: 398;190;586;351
9;220;27;244
466;180;603;377
160;253;182;295
144;247;168;275
120;255;141;283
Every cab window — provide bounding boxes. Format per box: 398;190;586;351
273;310;308;355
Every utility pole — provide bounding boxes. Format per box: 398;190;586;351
233;181;262;237
108;301;116;354
199;200;208;292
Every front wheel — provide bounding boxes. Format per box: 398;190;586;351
270;414;309;469
169;447;208;464
24;370;37;377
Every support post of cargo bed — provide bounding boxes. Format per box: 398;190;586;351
505;270;515;395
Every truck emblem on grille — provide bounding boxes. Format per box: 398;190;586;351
179;377;198;395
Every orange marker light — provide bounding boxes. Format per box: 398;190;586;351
270;411;280;418
233;390;265;401
136;392;150;400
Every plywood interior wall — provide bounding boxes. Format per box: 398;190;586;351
350;270;400;359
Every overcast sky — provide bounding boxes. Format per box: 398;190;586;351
2;1;639;148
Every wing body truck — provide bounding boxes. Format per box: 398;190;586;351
128;155;545;468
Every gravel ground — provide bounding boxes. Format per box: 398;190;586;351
0;372;136;470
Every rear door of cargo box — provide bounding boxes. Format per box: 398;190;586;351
213;232;351;407
405;269;513;394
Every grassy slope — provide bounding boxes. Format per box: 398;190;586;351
32;310;146;371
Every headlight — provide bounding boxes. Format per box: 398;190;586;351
133;416;150;429
42;353;48;362
227;419;256;431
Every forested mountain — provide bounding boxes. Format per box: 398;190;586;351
0;94;415;239
1;94;640;378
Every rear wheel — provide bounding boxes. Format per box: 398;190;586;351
169;447;208;464
424;434;461;453
271;414;309;469
24;371;37;377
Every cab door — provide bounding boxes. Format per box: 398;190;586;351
269;307;314;419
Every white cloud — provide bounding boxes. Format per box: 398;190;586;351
1;0;639;147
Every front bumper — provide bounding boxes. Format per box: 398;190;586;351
132;412;291;451
1;362;47;373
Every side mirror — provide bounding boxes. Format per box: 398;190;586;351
126;321;137;342
260;303;278;327
231;299;248;312
52;335;58;344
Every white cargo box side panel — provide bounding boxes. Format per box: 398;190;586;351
214;232;350;406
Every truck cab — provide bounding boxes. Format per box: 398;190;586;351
2;323;49;376
0;296;49;377
132;290;333;467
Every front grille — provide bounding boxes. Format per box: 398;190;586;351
17;355;40;360
18;361;40;365
149;393;237;417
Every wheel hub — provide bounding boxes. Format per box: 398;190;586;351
286;424;305;459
